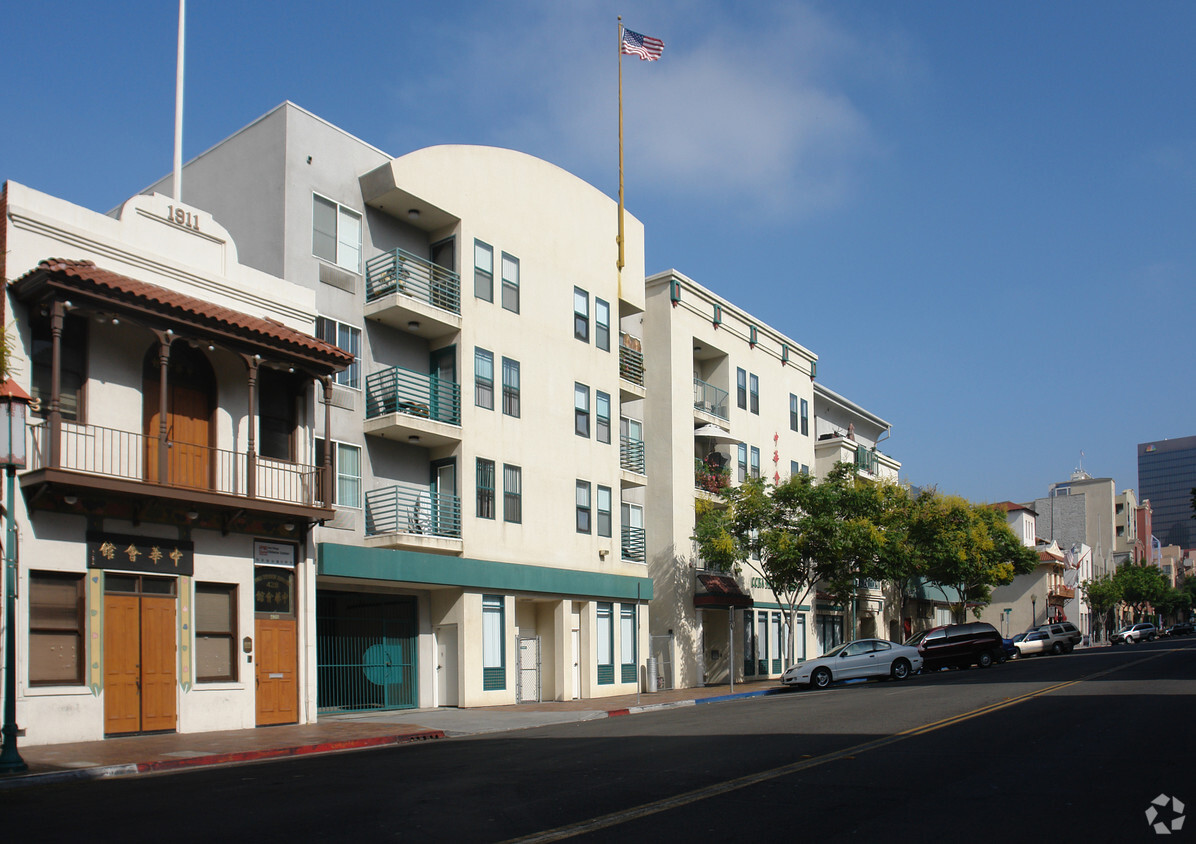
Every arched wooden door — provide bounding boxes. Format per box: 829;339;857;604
143;343;215;489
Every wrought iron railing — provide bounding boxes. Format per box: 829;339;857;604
622;525;646;562
365;483;461;539
365;365;461;425
619;338;645;387
620;435;646;474
365;248;461;315
693;377;728;420
27;421;322;506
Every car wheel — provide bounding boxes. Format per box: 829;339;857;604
810;667;832;690
1050;642;1064;655
1148;634;1156;642
891;658;911;681
978;651;993;669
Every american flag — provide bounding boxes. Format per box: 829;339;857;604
621;28;664;61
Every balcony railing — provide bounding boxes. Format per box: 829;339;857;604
622;525;646;562
366;365;461;425
1049;584;1076;601
27;421;322;506
693;378;728;420
620;436;646;475
619;335;645;387
365;483;461;539
365;248;461;315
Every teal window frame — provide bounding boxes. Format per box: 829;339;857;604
596;391;611;444
737;443;747;483
575;383;590;438
574;287;589;342
791;460;800;477
800;398;809;436
620;604;637;684
597;602;614;684
750;446;760;479
474;240;494;302
475;348;494;410
736;368;747;409
595;298;611;351
790;393;799;432
502;358;520;418
482;595;505;690
749;374;759;415
576;480;592;534
501;252;520;313
503;464;522;524
597;485;612;538
476;458;495;519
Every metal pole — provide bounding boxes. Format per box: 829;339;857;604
173;0;186;201
728;606;734;694
0;462;27;773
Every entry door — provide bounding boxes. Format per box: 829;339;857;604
436;624;459;707
144;379;212;488
429;347;457;424
255;618;298;726
571;628;581;700
431;460;458;537
104;594;177;735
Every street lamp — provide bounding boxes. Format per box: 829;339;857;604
1031;593;1038;630
0;377;31;774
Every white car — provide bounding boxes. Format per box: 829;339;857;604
781;638;923;690
1014;629;1051;657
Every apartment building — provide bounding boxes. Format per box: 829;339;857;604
1;181;349;744
146;103;652;710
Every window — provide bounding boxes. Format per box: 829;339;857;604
574;288;589;341
791;460;800;477
749;325;758;346
789;394;799;432
259;368;300;461
475;348;494;410
620;604;637;683
801;463;809;476
738;443;748;483
195;583;237;683
474;240;494;302
800;398;809;436
477;458;496;519
503;464;522;523
482;595;505;690
737;368;747;410
312;194;361;273
595;298;611;351
28;571;84;686
575;383;590;438
501;252;519;313
576;481;592;533
597;603;614;684
750;446;760;479
596;391;611;444
712;303;722;327
316;317;361;389
749;374;759;415
316;438;362;507
597;485;612;537
30;311;86;422
502;358;520;417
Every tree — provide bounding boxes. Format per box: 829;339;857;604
1081;573;1120;639
911;494;1038;622
1113;562;1169;622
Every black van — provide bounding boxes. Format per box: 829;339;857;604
905;622;1004;671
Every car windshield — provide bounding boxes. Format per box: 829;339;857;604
822;643;850;658
904;631;926;646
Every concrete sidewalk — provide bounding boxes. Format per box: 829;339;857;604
0;680;785;789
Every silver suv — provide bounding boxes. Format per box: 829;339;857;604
1031;621;1082;654
1111;623;1156;644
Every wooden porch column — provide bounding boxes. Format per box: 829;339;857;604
47;300;64;469
158;334;172;483
321;376;333;508
245;356;259;500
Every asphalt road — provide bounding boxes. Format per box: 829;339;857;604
5;638;1192;842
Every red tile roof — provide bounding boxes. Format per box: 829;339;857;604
10;259;352;371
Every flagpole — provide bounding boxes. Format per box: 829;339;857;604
173;0;186;202
617;15;625;275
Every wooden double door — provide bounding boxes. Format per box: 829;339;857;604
143;343;215;489
104;577;177;735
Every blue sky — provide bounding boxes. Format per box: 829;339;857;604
4;1;1194;504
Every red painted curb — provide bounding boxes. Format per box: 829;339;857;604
134;730;446;773
605;709;631;717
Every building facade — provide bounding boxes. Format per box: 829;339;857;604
1138;436;1196;552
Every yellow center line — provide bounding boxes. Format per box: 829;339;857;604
502;651;1170;844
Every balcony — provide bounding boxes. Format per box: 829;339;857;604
620;435;646;487
364;249;462;341
619;333;646;400
622;525;646;563
23;421;329;527
693;378;729;422
364;483;463;555
364;365;462;447
1049;584;1076;603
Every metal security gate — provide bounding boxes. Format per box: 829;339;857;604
517;636;541;703
317;592;418;713
650;634;675;691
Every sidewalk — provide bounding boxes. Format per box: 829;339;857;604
0;680;784;789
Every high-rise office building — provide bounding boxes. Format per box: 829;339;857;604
1138;436;1196;551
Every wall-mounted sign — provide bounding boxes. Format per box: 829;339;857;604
87;532;194;576
254;540;297;569
254;567;294;616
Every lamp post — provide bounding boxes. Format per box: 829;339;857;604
0;378;31;774
1030;593;1038;630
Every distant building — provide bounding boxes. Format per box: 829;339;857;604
1034;470;1117;582
1138;436;1196;552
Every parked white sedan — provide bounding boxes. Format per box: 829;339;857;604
781;638;923;690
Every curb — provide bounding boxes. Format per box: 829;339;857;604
0;730;445;790
607;685;786;717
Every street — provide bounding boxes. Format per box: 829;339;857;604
4;639;1192;842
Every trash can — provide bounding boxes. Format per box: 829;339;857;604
645;656;658;693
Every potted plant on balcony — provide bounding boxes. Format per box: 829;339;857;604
695;456;731;493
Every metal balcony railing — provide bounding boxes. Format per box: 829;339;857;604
366;365;461;425
365;483;462;539
622;525;646;562
619;336;645;387
365;248;461;315
693;377;728;420
27;421;322;506
620;435;646;474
